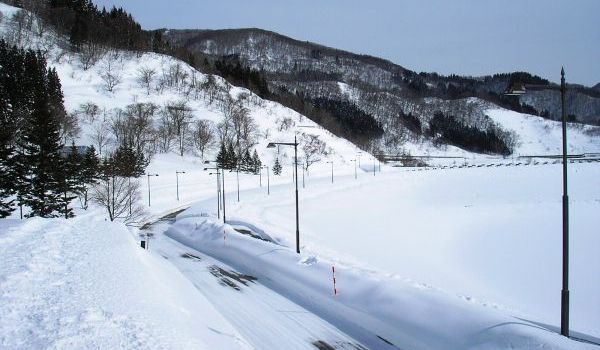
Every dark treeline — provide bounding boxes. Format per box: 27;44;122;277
214;56;270;98
428;112;512;156
216;142;262;173
0;39;150;219
311;98;384;144
400;71;545;115
0;40;100;217
8;0;206;68
46;0;148;51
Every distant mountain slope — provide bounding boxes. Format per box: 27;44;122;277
164;28;600;154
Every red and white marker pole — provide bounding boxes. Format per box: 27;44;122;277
332;266;337;296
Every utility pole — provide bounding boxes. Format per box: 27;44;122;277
175;170;185;201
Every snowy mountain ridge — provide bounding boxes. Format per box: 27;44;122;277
165;28;600;155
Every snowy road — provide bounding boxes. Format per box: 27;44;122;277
148;220;368;350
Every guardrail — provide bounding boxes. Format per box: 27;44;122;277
394;158;600;171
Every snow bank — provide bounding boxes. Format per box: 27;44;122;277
0;213;251;349
165;214;596;350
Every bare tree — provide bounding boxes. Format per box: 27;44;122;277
78;102;101;122
109;109;127;145
137;67;156;95
165;101;193;156
277;117;295;131
189;120;215;159
301;134;328;171
80;42;104;70
122;103;157;154
91;175;144;223
201;74;219;104
155;114;176;153
4;11;29;47
100;58;122;92
91;121;111;155
57;112;81;144
218;96;257;154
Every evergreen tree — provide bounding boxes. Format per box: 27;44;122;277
79;146;100;209
273;158;282;176
111;142;147;178
225;141;237;170
241;149;252;172
216;142;227;169
16;87;65;218
59;142;83;218
0;41;75;218
252;149;261;174
0;78;15;217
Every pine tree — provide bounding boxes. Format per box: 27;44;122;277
59;142;83;218
0;79;15;217
252;149;261;174
241;149;252;172
273;158;282;176
16;86;65;218
111;142;147;178
226;141;237;170
216;142;227;169
80;146;100;209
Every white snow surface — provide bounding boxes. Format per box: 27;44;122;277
0;213;251;349
1;3;600;349
164;162;600;349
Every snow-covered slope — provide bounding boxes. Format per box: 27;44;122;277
0;214;251;349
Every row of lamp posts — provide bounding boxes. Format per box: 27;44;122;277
145;70;574;337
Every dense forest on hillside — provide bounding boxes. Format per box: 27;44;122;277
0;39;100;218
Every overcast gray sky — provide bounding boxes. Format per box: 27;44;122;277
92;0;600;86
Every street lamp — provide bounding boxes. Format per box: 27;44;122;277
175;170;186;201
205;167;221;219
302;161;305;189
350;159;357;179
373;158;376;176
326;161;334;183
205;160;226;224
267;136;300;254
230;167;240;202
146;173;159;207
261;166;270;195
505;67;570;337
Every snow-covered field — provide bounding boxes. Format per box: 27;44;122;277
163;161;600;347
1;3;600;349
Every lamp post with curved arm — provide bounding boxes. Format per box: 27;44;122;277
175;170;185;201
205;160;225;224
350;159;357;179
205;167;221;220
505;67;570;337
267;136;300;253
146;173;159;207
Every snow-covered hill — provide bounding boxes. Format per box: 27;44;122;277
165;28;600;148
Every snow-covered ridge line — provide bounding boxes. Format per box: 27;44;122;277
0;2;368;173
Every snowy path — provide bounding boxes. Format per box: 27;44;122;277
0;215;252;350
148;220;367;350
